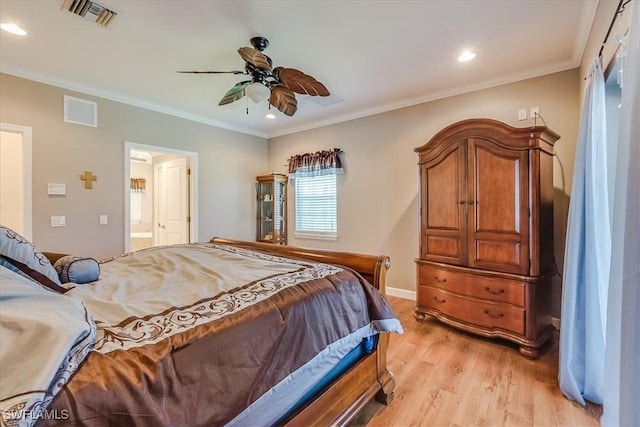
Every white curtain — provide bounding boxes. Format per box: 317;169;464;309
602;1;640;425
558;56;611;404
130;192;143;224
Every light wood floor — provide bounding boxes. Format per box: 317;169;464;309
351;296;602;427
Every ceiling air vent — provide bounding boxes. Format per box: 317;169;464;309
62;0;117;27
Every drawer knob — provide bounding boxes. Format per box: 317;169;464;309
484;286;505;295
434;276;447;283
483;309;504;319
433;296;446;304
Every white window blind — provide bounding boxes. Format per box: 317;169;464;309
295;174;337;237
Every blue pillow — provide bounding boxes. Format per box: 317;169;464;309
0;225;62;286
54;256;100;284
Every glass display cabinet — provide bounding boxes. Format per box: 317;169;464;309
256;173;288;244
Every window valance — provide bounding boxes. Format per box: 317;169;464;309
130;178;146;192
288;148;343;179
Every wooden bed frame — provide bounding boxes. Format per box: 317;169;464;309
210;238;396;426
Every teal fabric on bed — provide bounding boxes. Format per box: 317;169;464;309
273;335;377;425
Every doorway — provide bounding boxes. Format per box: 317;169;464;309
124;142;198;252
0;124;32;240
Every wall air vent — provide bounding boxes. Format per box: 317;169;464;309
64;95;98;127
62;0;117;27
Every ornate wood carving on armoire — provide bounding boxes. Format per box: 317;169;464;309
414;118;560;359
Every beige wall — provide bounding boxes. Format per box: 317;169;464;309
0;73;268;259
269;69;581;317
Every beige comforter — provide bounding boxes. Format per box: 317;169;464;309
66;243;344;353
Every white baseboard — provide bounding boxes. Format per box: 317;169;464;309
552;317;561;330
386;286;415;300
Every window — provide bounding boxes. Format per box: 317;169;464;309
288;148;343;240
294;174;337;239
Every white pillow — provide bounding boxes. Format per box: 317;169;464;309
0;225;62;286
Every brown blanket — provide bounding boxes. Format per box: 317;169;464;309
42;244;400;426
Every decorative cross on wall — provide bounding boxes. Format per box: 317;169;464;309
80;171;97;189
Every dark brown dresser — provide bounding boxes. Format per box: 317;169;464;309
414;118;560;358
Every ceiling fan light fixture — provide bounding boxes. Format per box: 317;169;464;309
245;82;271;103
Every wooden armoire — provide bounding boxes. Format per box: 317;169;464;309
414;118;560;359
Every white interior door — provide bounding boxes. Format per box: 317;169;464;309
155;157;189;245
0;126;32;239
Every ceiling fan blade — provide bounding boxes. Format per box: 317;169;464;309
238;47;272;72
274;67;330;97
269;85;298;116
218;81;250;106
177;70;248;75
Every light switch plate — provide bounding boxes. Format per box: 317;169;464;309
51;216;66;227
518;109;527;121
48;183;66;195
99;215;108;225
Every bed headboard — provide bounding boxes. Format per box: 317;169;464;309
209;238;391;294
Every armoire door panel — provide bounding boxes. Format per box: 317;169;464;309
475;240;522;271
424;235;462;261
467;139;529;273
473;147;520;233
424;148;462;230
421;141;466;265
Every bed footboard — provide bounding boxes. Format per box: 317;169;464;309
210;238;395;425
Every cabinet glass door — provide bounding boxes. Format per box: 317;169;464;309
256;174;287;244
257;181;274;242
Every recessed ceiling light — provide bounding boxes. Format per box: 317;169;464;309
1;23;27;36
458;50;476;62
265;113;276;119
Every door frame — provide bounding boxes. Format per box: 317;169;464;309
0;123;33;240
124;141;198;253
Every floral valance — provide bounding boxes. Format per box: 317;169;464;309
130;178;146;192
288;148;344;179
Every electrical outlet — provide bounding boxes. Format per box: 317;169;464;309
530;107;539;119
99;214;108;225
518;109;527;121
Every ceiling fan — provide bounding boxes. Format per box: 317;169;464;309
178;37;330;116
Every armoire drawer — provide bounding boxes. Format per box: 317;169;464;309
418;265;525;306
418;286;525;335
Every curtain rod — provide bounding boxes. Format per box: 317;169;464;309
599;0;632;58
